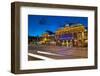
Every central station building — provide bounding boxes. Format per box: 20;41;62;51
55;24;87;47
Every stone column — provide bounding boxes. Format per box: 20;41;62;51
81;32;84;47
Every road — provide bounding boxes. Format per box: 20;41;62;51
28;45;88;61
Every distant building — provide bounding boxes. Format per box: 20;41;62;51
40;33;55;45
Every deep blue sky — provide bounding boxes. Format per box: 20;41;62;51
28;15;88;37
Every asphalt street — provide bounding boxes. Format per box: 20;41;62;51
28;45;88;60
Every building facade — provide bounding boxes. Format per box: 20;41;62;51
55;24;88;47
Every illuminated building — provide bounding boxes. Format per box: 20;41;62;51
40;33;49;44
55;23;88;47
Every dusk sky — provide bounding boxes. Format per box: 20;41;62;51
28;15;88;37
